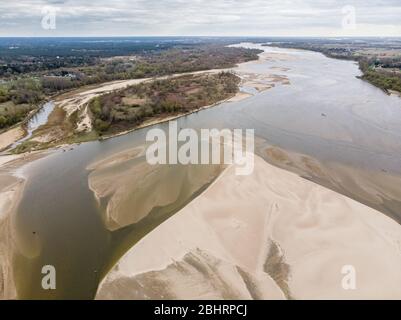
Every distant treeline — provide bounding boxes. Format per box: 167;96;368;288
39;45;261;93
0;38;187;76
0;38;259;77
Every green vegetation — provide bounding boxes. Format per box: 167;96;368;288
0;39;261;153
0;41;260;131
90;72;240;134
11;141;40;154
38;45;260;94
359;61;401;93
11;72;241;153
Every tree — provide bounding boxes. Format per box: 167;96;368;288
0;115;6;128
90;97;102;116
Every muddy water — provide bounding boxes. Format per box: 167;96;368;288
11;44;401;299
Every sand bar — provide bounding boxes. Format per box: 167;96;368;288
97;156;401;300
0;127;25;152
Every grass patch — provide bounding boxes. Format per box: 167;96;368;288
11;141;41;154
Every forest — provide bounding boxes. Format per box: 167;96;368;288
89;72;240;134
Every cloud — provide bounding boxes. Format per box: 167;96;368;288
0;0;400;36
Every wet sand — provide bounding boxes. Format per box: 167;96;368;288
0;152;48;299
0;172;25;299
97;156;401;300
87;147;225;231
260;144;401;224
0;127;24;151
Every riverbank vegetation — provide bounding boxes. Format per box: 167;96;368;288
0;38;261;132
9;71;241;154
0;78;43;130
90;72;240;134
38;45;259;93
359;61;401;93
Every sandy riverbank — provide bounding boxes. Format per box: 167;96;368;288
0;155;21;300
0;169;25;299
0;127;25;152
97;91;252;142
0;151;48;300
389;90;401;98
97;155;401;300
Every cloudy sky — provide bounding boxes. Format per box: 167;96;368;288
1;0;401;37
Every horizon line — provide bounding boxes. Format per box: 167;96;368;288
0;35;400;38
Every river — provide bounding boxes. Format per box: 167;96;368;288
9;43;401;299
8;101;55;150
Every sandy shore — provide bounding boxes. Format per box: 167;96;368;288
0;155;20;299
0;127;25;152
259;143;401;224
97;155;401;300
0;170;25;299
0;152;47;300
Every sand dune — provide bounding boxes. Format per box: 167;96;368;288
97;248;284;300
97;156;401;300
0;127;24;152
